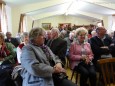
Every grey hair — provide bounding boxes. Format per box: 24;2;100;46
29;27;45;42
21;32;29;42
51;28;60;37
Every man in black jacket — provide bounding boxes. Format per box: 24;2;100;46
47;28;67;66
89;27;113;70
5;32;20;47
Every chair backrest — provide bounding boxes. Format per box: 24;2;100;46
97;58;115;86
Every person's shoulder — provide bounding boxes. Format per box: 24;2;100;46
18;43;25;49
5;42;15;48
6;42;13;46
90;36;98;41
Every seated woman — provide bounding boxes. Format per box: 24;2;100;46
69;27;96;86
17;32;29;64
21;27;76;86
0;32;16;86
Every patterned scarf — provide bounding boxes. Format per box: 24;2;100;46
40;44;51;60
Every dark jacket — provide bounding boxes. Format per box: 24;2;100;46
89;35;112;64
47;37;67;65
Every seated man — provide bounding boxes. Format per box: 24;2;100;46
47;28;67;66
89;27;113;70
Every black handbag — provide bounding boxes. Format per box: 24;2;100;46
53;72;68;81
49;60;68;82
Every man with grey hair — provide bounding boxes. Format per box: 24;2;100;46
47;28;67;66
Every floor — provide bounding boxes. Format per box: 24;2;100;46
66;67;79;86
65;65;115;86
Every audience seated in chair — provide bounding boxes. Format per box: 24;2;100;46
5;32;20;48
89;26;113;71
17;32;29;64
0;32;16;86
21;27;77;86
47;28;67;66
69;27;96;86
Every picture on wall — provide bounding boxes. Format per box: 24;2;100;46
42;23;51;30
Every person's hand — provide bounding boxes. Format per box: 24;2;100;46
110;43;114;46
85;57;91;64
53;63;66;73
101;46;108;49
54;63;62;70
81;55;87;61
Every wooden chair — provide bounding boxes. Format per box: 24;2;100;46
97;58;115;86
71;65;79;84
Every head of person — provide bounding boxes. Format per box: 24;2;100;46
76;27;88;43
21;32;29;44
6;32;12;39
69;32;75;40
0;32;5;44
51;28;60;39
91;30;97;37
29;27;45;46
46;30;52;40
96;26;106;38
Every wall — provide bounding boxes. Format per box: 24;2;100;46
7;5;109;36
6;5;12;33
34;15;95;28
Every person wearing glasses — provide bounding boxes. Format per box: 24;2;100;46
70;27;96;86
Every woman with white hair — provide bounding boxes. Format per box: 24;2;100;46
70;27;96;86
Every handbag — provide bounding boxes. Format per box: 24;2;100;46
53;72;68;81
49;60;68;82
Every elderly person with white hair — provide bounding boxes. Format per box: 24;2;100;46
17;32;29;64
21;27;76;86
70;27;96;86
47;28;67;66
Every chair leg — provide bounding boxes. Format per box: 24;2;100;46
71;70;75;80
76;73;78;84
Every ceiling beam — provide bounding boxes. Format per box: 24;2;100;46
32;11;64;20
17;0;71;13
84;0;115;10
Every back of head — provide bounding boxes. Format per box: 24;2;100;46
21;32;29;42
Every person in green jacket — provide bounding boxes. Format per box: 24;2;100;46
0;32;16;86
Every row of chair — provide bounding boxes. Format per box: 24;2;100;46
70;58;115;86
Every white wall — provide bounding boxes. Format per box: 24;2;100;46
6;5;12;33
33;15;95;28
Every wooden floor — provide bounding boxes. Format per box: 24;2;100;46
66;67;79;85
65;59;115;86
